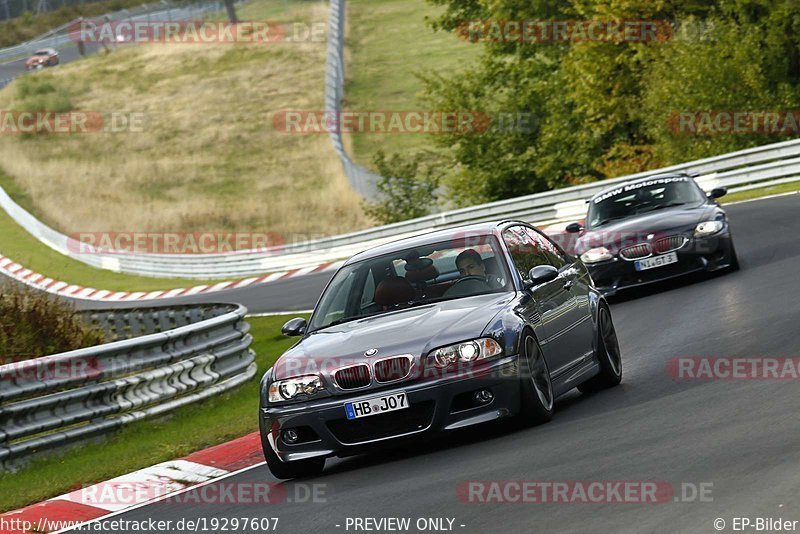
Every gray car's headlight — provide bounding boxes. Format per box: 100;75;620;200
429;338;503;369
268;375;324;403
694;220;724;237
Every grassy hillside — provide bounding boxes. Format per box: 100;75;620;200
345;0;479;168
0;0;369;240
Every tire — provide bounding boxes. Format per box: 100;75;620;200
263;440;325;480
578;304;622;393
517;331;554;425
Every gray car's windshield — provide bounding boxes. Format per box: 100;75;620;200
587;177;706;229
308;235;513;332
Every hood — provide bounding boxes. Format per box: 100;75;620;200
575;203;716;254
272;292;514;380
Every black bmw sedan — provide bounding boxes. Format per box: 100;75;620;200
564;173;739;296
259;220;622;478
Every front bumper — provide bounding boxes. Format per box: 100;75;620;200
259;355;521;462
586;230;736;296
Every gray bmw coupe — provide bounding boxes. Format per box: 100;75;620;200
259;220;622;478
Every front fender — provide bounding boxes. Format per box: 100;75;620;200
589;288;605;328
481;295;535;357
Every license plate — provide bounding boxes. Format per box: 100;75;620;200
635;252;678;271
345;392;408;420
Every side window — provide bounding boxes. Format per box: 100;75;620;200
502;226;551;282
523;228;568;269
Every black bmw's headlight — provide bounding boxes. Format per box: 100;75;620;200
580;247;614;264
694;220;725;237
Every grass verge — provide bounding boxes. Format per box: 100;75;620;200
0;313;307;513
0;170;226;291
345;0;478;168
720;180;800;204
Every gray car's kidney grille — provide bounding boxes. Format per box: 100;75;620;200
374;357;412;383
334;364;371;389
619;243;652;260
653;235;688;254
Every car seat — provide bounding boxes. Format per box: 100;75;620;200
374;276;415;307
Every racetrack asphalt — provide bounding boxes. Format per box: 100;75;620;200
58;193;800;533
0;42;102;83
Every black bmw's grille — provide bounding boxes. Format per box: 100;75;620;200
374;357;412;383
326;401;435;444
653;235;687;254
620;243;651;260
334;365;371;390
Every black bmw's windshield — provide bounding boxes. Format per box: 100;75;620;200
307;235;513;333
587;177;706;229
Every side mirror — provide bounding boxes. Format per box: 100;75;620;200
565;222;584;234
525;265;559;289
708;187;727;199
281;317;307;337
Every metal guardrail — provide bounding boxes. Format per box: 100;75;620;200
0;303;255;469
325;0;380;201
0;1;222;67
1;138;799;280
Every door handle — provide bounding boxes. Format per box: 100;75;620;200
563;279;574;290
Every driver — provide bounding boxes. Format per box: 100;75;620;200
456;249;487;278
443;249;503;297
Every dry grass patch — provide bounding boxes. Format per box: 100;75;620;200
0;0;370;239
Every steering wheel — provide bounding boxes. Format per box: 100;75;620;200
444;275;491;298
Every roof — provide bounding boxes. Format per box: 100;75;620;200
344;220;519;265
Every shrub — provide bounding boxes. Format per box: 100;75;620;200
0;284;106;364
362;151;439;224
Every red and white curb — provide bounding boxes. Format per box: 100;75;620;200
0;432;264;534
0;255;343;302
